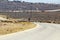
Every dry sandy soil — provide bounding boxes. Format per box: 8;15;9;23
0;22;60;40
0;22;36;35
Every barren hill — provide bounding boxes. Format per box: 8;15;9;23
0;1;60;11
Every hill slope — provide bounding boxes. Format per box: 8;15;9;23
0;1;60;11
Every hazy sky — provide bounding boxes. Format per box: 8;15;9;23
9;0;60;4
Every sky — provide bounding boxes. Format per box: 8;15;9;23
9;0;60;4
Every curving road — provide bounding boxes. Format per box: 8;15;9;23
45;9;60;12
0;22;60;40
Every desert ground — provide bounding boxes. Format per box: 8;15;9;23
0;22;60;40
0;22;36;35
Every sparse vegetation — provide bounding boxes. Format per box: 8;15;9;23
0;22;36;35
0;1;60;12
0;11;60;24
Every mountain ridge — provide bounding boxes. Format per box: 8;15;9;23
0;1;60;11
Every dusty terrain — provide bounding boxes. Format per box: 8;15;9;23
0;12;60;24
0;22;60;40
0;22;36;35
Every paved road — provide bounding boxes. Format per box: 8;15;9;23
1;9;60;12
0;23;60;40
45;9;60;12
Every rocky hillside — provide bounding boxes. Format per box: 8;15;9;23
0;1;60;11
